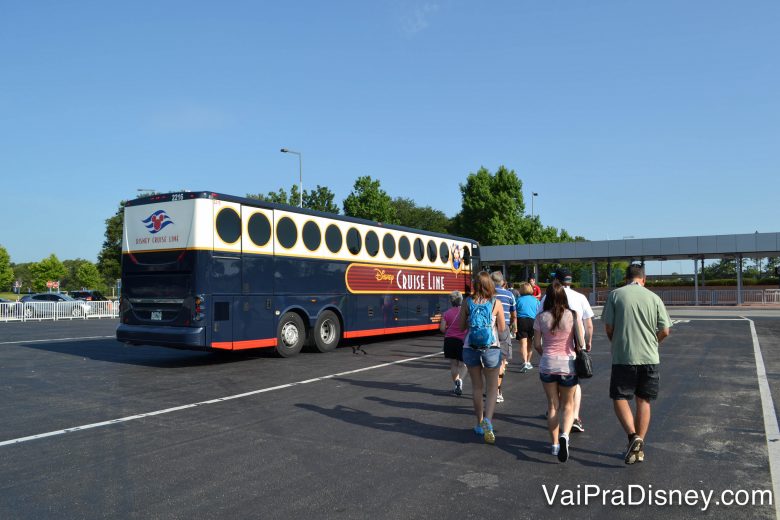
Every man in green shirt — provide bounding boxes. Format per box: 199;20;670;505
603;264;671;465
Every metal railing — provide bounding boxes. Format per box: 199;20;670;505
594;288;780;306
0;300;119;323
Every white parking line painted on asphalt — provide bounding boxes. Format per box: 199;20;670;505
0;336;115;346
742;316;780;520
0;351;443;448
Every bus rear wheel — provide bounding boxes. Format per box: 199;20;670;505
313;310;341;353
276;312;305;357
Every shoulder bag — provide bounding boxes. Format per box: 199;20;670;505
571;310;593;379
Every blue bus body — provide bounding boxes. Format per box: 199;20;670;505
116;192;479;356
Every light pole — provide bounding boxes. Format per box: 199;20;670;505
531;192;539;219
280;148;303;208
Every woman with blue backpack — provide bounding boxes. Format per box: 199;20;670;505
457;271;507;444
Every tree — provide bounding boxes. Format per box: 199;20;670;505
76;262;103;290
391;197;449;233
97;201;127;286
12;263;33;294
450;166;526;245
343;176;396;223
0;245;13;292
303;185;340;214
247;185;339;214
29;254;67;291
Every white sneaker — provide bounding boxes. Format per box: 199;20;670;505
496;393;504;403
525;362;533;370
551;444;560;456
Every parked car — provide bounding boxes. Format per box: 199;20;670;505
19;293;92;318
70;290;108;302
0;297;18;317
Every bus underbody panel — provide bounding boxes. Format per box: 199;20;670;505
117;324;207;350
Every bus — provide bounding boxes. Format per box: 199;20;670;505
116;191;480;356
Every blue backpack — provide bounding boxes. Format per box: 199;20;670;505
468;298;495;347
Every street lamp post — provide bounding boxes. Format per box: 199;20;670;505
531;192;539;219
280;148;303;208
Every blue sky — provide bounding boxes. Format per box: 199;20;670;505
1;1;778;269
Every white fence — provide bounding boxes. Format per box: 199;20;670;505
594;288;780;306
0;300;119;323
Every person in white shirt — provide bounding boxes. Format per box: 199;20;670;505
542;268;594;433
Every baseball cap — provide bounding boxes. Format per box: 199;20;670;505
555;268;573;283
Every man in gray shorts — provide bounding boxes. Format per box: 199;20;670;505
603;264;671;464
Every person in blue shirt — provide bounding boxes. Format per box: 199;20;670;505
516;282;541;372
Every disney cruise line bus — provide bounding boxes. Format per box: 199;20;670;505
116;191;479;357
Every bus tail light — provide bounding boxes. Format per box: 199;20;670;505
193;295;205;322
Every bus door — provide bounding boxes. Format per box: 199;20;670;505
211;200;243;348
236;206;275;349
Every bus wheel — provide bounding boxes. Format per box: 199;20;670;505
314;310;340;353
276;312;305;357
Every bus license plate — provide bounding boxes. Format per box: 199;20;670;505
151;311;162;321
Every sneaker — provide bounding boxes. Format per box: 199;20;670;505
473;424;484;435
624;435;644;465
637;450;645;463
454;379;463;396
551;444;560;456
571;418;584;432
558;434;569;462
518;364;528;374
496;393;504;403
525;362;533;370
480;418;495;444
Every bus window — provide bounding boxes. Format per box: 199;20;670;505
399;236;411;260
439;242;449;264
383;233;396;258
347;228;362;255
216;208;241;244
413;238;424;262
365;231;379;257
277;217;298;249
426;240;437;262
325;224;342;253
248;213;271;247
303;221;321;251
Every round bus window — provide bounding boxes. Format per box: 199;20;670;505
413;238;424;262
426;240;437;262
302;221;321;251
399;236;411;259
383;233;396;258
346;228;362;255
440;242;449;264
365;231;379;257
216;208;241;244
463;245;471;266
247;212;271;247
325;224;342;253
277;217;297;249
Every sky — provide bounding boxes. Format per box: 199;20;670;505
1;1;778;271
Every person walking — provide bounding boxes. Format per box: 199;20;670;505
548;268;594;433
603;264;671;464
533;280;585;462
440;290;468;396
457;271;506;444
529;276;542;301
515;282;540;372
491;271;516;403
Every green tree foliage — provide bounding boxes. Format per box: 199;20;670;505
76;262;103;290
12;263;33;293
303;185;340;214
343;176;396;223
392;197;449;233
30;254;67;291
97;201;126;286
62;259;91;291
450;166;526;245
0;245;14;291
247;185;339;214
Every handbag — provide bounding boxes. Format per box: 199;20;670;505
571;310;593;379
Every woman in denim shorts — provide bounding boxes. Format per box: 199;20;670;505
457;271;506;444
533;280;585;462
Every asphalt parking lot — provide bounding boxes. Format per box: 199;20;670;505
0;310;778;520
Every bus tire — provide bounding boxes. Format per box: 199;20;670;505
276;312;305;357
313;310;341;353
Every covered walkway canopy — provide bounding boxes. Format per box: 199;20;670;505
480;232;780;305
